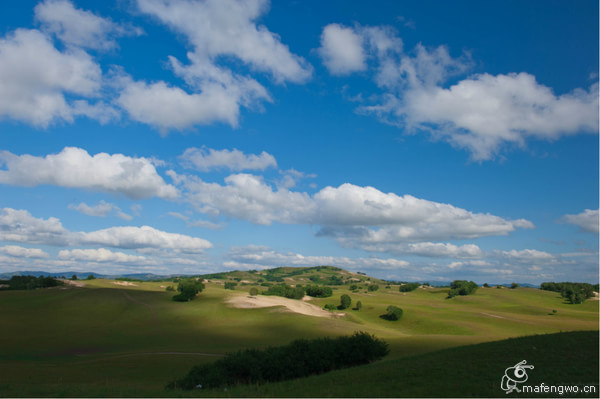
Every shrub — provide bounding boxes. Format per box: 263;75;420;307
354;301;362;311
165;285;175;292
305;285;333;298
168;332;389;390
483;283;489;288
510;282;519;289
324;304;337;311
381;305;403;321
249;287;258;296
447;280;478;298
173;279;204;302
399;283;419;292
368;284;379;292
339;294;351;310
86;275;96;280
349;284;358;291
224;282;237;290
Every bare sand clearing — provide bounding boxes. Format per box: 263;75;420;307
112;281;137;287
60;279;85;287
226;294;344;318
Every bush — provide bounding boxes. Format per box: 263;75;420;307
86;275;96;280
354;301;362;311
339;294;351;310
173;279;204;302
168;332;389;390
368;284;379;292
447;280;478;298
263;284;305;300
399;283;419;292
165;285;175;292
324;304;337;311
305;285;332;298
349;284;358;291
483;283;489;288
510;282;519;289
249;287;258;296
381;305;403;321
224;282;237;290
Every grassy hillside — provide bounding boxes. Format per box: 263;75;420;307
0;269;597;397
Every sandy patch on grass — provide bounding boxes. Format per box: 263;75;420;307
226;294;344;318
60;279;85;287
112;281;137;287
591;291;599;301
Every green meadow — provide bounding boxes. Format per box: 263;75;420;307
0;269;598;397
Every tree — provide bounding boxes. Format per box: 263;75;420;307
173;279;204;302
354;301;362;311
86;275;96;280
249;287;258;296
381;305;403;321
368;284;379;292
305;285;332;298
339;294;351;310
447;280;478;298
483;283;489;288
399;283;419;292
510;282;519;289
224;282;237;290
71;274;78;281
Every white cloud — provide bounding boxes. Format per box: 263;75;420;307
328;23;598;160
171;172;315;225
0;207;213;255
0;28;115;127
174;172;533;246
0;245;49;259
34;0;141;50
68;201;114;217
225;245;409;270
400;74;599;160
562;209;599;234
137;0;312;84
79;225;213;253
0;208;69;246
116;75;269;132
68;201;133;221
121;0;310;131
318;24;366;75
58;248;151;264
0;147;178;200
179;147;277;171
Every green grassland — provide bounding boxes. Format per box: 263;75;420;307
0;268;597;397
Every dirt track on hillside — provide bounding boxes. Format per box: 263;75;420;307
226;294;344;318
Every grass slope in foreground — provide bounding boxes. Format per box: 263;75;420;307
0;270;597;397
183;330;599;397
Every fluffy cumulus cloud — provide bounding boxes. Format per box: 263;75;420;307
0;245;50;259
34;0;141;50
174;173;533;248
179;147;277;171
0;207;213;255
58;248;151;264
0;28;114;127
0;208;69;246
225;245;409;270
79;225;213;253
321;23;599;160
318;24;366;75
0;147;178;200
118;0;311;131
562;209;599;234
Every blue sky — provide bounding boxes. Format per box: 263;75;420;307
0;0;597;284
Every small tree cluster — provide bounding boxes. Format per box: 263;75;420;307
510;282;519;289
367;284;379;292
0;275;64;290
381;305;403;321
540;282;596;304
399;283;419;292
305;285;333;298
224;282;237;290
263;284;305;300
172;279;205;302
168;332;389;390
447;280;478;298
